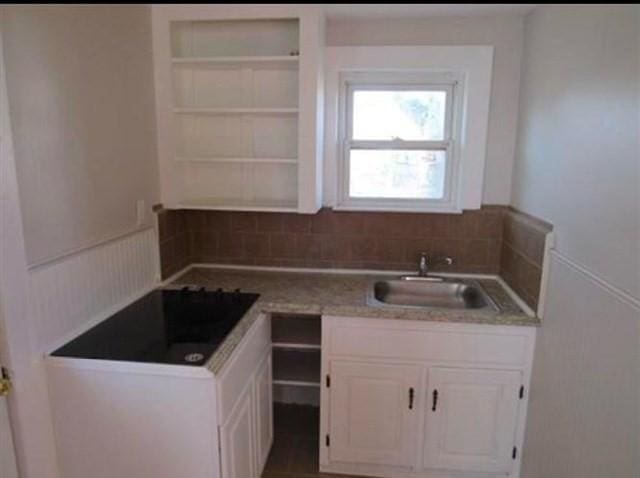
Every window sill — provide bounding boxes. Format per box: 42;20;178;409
332;204;463;214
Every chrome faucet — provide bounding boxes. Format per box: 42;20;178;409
417;252;453;277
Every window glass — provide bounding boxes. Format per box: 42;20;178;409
352;90;447;141
349;150;446;200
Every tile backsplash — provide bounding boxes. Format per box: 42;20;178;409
157;205;552;312
500;208;553;311
158;206;505;278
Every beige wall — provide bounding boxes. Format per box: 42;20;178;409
1;5;159;266
511;5;640;478
326;15;524;205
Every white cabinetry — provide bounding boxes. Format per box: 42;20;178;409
221;383;257;478
424;368;523;474
47;313;273;478
254;352;274;471
320;316;536;478
152;5;324;213
328;361;421;467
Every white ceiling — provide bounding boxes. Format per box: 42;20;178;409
323;4;537;19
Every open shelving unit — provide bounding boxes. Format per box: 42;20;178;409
271;313;321;406
152;6;323;213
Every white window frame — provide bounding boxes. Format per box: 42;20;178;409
324;46;494;213
338;71;463;211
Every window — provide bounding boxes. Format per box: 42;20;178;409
337;72;461;212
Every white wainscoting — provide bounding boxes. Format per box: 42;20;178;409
521;252;640;478
28;228;159;354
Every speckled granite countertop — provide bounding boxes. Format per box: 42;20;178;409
170;267;539;374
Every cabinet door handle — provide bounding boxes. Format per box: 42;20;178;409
408;388;414;409
432;389;439;411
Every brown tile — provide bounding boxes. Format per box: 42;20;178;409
320;235;351;262
231;212;257;233
206;211;232;233
375;237;406;262
157;211;169;240
296;234;324;261
428;214;452;238
257;213;285;233
461;239;491;266
192;229;217;258
349;236;377;262
218;232;245;258
333;212;365;235
449;211;479;238
477;210;504;239
185;210;207;230
244;233;270;258
270;233;298;259
310;209;335;234
284;214;311;233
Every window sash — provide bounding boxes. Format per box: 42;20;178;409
337;73;461;211
342;143;454;205
347;83;455;143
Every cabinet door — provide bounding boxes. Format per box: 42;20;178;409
220;384;256;478
254;352;273;473
328;360;422;467
424;368;522;473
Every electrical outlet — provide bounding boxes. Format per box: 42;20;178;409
136;199;146;227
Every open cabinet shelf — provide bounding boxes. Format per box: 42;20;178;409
272;348;321;387
171;55;299;69
173;108;299;115
175;157;298;164
153;6;323;213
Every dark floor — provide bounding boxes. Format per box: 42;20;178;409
262;403;359;478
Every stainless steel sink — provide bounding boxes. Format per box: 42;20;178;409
369;278;497;311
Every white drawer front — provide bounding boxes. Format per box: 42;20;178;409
327;321;529;367
218;314;270;422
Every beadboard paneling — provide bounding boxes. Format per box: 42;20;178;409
27;228;159;353
522;254;640;478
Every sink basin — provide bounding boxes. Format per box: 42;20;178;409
370;279;497;310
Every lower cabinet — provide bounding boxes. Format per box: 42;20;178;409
254;352;274;471
220;383;257;478
328;361;421;467
320;316;536;478
220;349;273;478
424;368;523;474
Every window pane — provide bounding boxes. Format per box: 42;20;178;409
349;150;446;199
352;90;447;141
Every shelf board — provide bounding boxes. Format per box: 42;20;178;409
272;343;321;350
273;348;320;385
178;197;298;212
173;107;298;115
273;380;321;388
175;157;298;165
172;55;299;69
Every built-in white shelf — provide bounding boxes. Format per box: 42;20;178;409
178;197;298;212
173;107;299;115
153;7;323;213
175;157;298;165
273;348;321;385
172;55;299;69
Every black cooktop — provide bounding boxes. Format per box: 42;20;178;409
51;287;259;366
